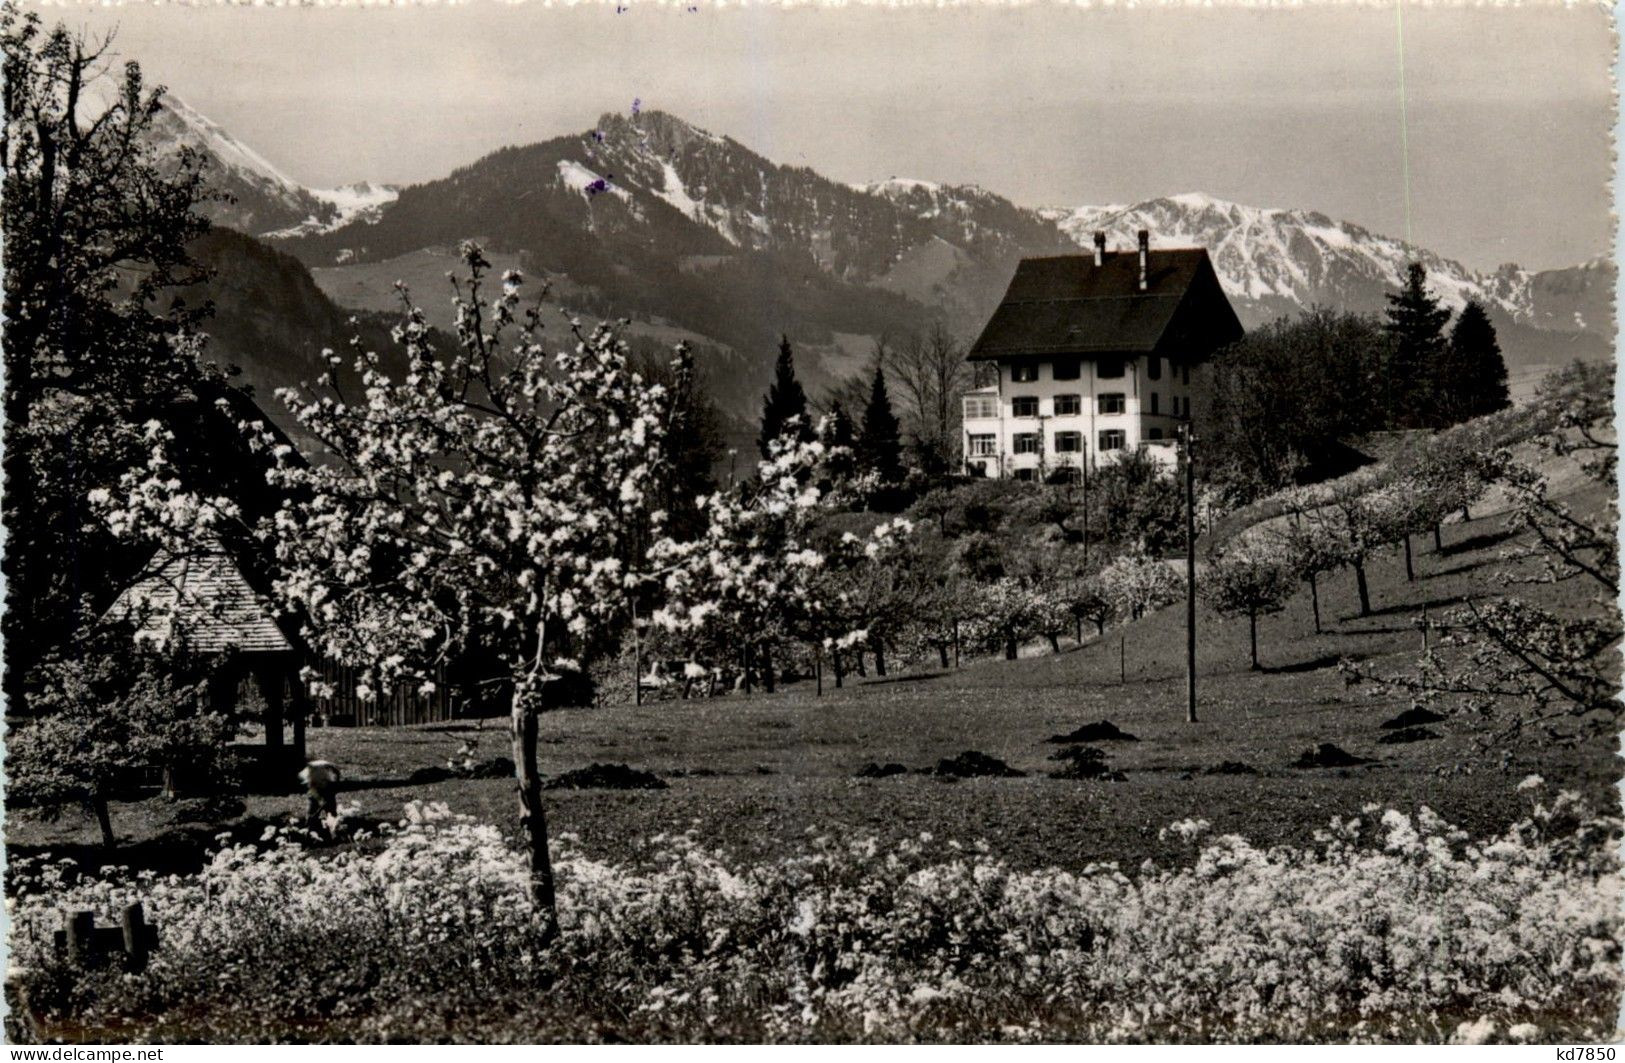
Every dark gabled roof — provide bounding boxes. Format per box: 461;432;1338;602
967;249;1244;361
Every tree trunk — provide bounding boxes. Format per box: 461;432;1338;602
761;643;776;693
1074;616;1084;643
1309;571;1322;634
742;643;753;695
952;621;961;668
937;643;949;669
854;651;867;678
1047;632;1061;655
1354;561;1372;617
1461;505;1471;522
1403;535;1415;582
833;650;845;688
1433;524;1443;552
1248;610;1260;671
1004;638;1018;661
91;794;115;849
510;682;558;931
161;765;178;802
815;644;824;697
1095;618;1105;637
870;637;887;677
292;704;307;765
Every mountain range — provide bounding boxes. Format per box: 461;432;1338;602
160;100;1612;432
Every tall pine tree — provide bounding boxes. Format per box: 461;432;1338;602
1383;262;1453;428
757;334;812;457
858;366;905;484
1446;300;1510;422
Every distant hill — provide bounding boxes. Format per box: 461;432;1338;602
150;101;1610;431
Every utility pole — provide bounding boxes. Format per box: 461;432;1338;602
1182;421;1198;724
1081;442;1090;565
631;596;641;706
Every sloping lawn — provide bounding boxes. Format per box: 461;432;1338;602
9;490;1617;875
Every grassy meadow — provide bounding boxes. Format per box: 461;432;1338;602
9;489;1614;877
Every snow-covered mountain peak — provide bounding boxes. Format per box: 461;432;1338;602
152;96;304;194
1045;192;1542;319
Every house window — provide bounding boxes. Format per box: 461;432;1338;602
1097;358;1125;379
1053;394;1082;416
1148;427;1164;441
1054;431;1083;453
1148;355;1162;381
1013;468;1035;482
1150;392;1160;415
1011;363;1039;383
1099;429;1126;452
1013;433;1040;455
1053;357;1081;381
1098;392;1126;415
1012;397;1040;418
963;395;998;420
968;434;997;457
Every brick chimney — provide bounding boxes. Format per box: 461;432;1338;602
1093;231;1106;267
1137;229;1149;290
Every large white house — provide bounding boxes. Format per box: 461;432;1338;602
962;231;1244;481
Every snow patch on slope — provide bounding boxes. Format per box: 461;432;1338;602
556;159;632;204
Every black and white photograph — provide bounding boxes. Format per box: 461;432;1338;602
1;0;1619;1046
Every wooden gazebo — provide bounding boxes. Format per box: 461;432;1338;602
107;540;310;763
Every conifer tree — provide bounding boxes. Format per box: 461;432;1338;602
1383;263;1453;428
858;366;904;483
1447;300;1510;422
757;334;811;457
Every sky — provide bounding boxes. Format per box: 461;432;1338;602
33;1;1616;272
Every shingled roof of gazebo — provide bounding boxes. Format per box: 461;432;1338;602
107;541;293;656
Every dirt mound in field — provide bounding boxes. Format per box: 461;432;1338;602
1377;726;1441;745
1047;720;1139;744
1046;745;1126;781
168;796;247;824
1291;744;1373;769
544;763;668;790
854;762;910;779
470;756;515;779
1203;761;1259;776
934;751;1026;779
1380;707;1447;730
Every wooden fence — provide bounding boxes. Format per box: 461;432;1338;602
311;659;466;727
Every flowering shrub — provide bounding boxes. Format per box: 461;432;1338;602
9;787;1618;1044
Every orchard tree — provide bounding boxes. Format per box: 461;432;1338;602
757;334;812;458
1271;495;1348;634
965;578;1048;661
654;420;904;690
106;245;689;926
1350;362;1619;743
1203;547;1297;670
3;7;222;704
1097;548;1181;623
8;643;227;847
1324;478;1401;617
